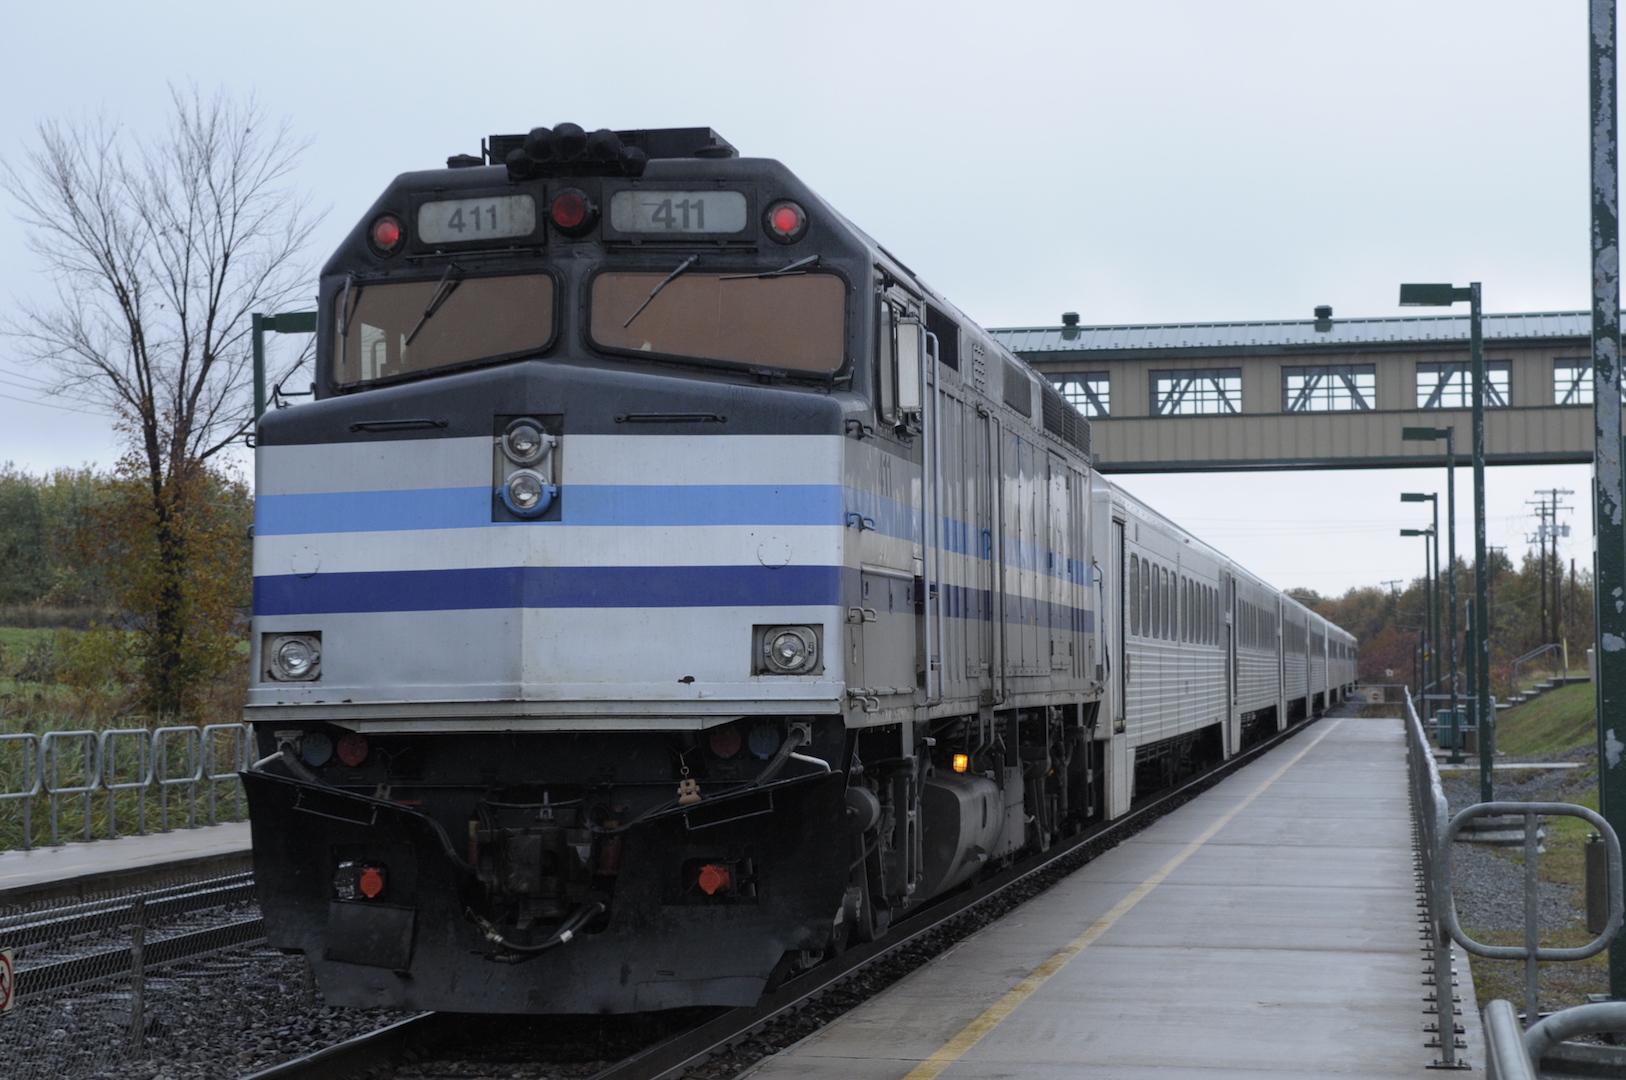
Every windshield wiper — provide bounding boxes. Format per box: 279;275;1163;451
404;263;464;347
719;254;820;281
623;255;699;328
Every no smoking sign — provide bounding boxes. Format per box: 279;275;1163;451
0;947;14;1013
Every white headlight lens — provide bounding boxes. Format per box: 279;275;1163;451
508;471;544;510
502;419;551;465
277;639;314;677
761;626;818;674
266;634;322;681
772;633;808;667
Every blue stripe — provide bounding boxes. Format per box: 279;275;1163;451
256;485;845;535
254;564;845;615
255;564;1097;631
256;484;1095;588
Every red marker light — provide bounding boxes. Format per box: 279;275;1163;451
550;190;590;231
370;214;404;254
337;732;369;767
708;724;742;760
697;863;732;896
358;866;385;898
764;200;807;244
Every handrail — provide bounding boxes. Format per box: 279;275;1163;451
1401;686;1464;1068
1509;643;1564;692
1485;998;1626;1079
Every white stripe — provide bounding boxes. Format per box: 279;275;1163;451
254;525;845;576
258;435;846;496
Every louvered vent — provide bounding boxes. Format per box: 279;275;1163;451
1002;360;1033;417
1041;381;1092;458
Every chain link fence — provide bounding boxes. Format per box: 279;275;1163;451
0;869;279;1078
0;723;250;852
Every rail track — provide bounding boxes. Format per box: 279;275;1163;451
245;713;1330;1080
0;872;265;998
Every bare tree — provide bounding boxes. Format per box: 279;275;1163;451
2;87;320;715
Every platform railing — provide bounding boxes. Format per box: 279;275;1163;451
0;723;252;853
1406;684;1626;1078
1402;687;1467;1069
1485;999;1626;1079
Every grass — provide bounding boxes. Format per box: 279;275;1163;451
1494;681;1597;759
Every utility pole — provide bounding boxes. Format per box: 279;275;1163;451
1527;488;1576;651
1528;493;1554;644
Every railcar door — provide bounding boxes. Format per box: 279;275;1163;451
1047;454;1072;673
966;407;997;702
852;291;923;706
1113;518;1126;733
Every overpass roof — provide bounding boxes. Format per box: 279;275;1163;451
990;310;1592;358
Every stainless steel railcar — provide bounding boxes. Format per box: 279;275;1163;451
241;125;1356;1015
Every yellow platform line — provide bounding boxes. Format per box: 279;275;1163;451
899;719;1344;1080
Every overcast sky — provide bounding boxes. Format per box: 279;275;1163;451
0;1;1603;598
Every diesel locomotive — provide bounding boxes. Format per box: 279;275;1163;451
242;124;1357;1014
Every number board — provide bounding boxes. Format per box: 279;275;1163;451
418;195;537;244
609;190;748;235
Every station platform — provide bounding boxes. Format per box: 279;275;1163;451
749;714;1481;1080
0;822;252;906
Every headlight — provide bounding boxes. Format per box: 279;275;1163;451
500;468;557;517
501;418;553;466
265;633;322;682
760;625;819;675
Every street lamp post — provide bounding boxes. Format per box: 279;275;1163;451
1403;493;1458;762
1400;284;1492;804
1588;0;1626;999
1404;428;1461;768
1402;526;1436;714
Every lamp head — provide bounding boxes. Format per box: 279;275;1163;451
1399;283;1468;306
1402;426;1444;442
1400;493;1434;503
1400;528;1426;537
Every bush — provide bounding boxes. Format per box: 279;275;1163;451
15;635;58;684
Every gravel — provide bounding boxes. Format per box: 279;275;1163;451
1439;749;1596;936
0;944;411;1080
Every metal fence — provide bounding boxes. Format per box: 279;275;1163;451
0;723;250;852
0;869;273;1078
1401;686;1468;1069
1404;685;1626;1078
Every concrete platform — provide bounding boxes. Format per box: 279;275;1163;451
748;716;1483;1079
0;822;253;906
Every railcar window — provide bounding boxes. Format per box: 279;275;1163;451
1164;568;1173;640
926;304;960;371
1144;565;1153;640
1129;556;1140;637
589;272;845;373
1151;566;1161;639
333;274;555;386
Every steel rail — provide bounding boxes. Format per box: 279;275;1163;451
15;916;266;997
251;709;1331;1080
0;872;256;949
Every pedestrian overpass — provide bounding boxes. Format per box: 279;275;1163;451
989;309;1598;473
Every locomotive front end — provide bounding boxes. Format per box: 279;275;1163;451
242;128;871;1012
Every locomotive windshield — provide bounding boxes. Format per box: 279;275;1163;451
333;273;554;386
590;272;845;373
